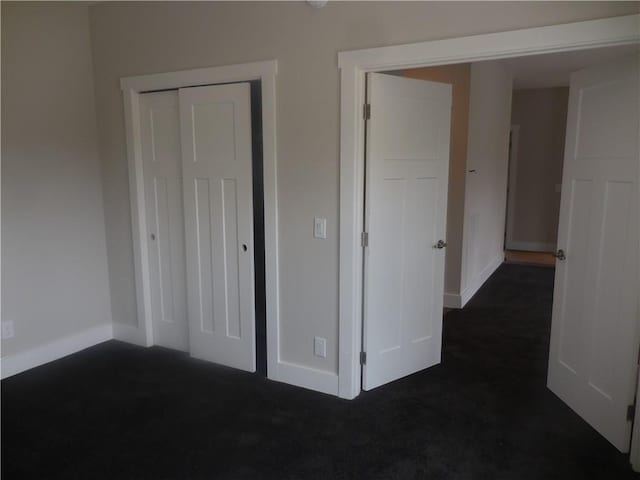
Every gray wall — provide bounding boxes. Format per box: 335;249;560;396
1;3;112;357
88;2;637;375
461;61;513;295
509;87;570;250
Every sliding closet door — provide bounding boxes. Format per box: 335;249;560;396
179;83;256;372
139;91;188;351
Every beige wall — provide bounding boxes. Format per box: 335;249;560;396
462;61;513;296
1;3;112;357
509;87;570;250
88;2;638;375
401;64;471;297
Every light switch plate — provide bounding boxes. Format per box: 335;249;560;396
2;320;15;340
314;217;327;239
314;336;327;358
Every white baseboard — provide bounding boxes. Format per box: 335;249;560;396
444;292;462;309
460;253;504;307
271;360;339;396
506;240;555;253
1;324;113;379
113;323;150;346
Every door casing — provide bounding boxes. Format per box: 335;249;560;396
339;15;640;401
120;61;282;382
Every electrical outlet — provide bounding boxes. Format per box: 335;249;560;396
2;320;15;340
314;336;327;358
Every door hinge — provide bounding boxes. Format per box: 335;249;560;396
628;404;636;422
360;351;367;365
363;103;371;120
361;232;369;247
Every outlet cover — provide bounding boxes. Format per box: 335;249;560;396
2;320;15;340
314;336;327;358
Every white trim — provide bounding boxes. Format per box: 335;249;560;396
1;324;113;379
632;367;640;471
505;125;520;249
338;15;640;70
120;61;284;386
460;254;504;307
120;60;278;93
444;293;462;309
506;241;556;253
338;15;640;400
275;361;339;396
113;323;148;347
122;87;154;348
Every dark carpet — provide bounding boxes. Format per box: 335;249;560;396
2;264;636;479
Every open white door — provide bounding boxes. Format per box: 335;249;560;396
179;83;256;372
547;55;639;452
362;73;452;391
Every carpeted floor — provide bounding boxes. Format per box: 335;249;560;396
2;264;636;479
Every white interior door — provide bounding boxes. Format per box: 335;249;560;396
363;73;452;391
179;83;256;372
140;91;188;351
547;55;639;452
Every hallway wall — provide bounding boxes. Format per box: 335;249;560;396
508;87;569;252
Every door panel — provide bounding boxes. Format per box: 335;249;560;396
180;83;256;372
363;73;452;391
547;55;639;452
140;91;188;351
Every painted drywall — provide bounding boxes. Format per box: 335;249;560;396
461;61;513;300
509;88;569;251
400;64;471;298
87;2;638;375
1;3;112;358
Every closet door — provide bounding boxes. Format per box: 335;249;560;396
179;83;256;372
140;91;188;351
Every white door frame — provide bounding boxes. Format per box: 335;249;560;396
119;60;281;380
337;15;640;402
504;124;520;251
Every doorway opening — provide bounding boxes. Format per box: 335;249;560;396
503;80;571;268
120;60;279;380
137;80;264;374
355;39;639;457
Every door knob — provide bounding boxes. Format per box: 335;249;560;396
553;249;566;261
434;240;447;249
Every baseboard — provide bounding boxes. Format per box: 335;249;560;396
506;241;555;253
1;324;113;379
444;292;462;309
113;323;149;346
460;253;504;307
271;360;339;396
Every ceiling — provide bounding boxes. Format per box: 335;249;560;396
501;43;639;89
